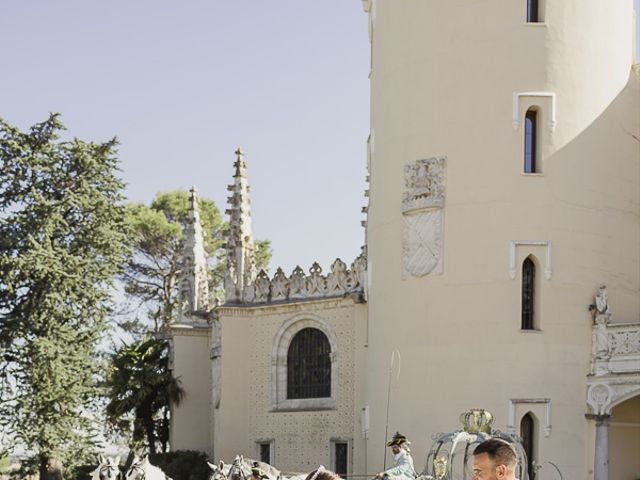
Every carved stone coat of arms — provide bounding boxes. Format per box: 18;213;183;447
401;156;446;278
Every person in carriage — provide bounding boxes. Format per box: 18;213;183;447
375;432;416;480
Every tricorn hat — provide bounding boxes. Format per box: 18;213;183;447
251;463;269;479
386;432;408;447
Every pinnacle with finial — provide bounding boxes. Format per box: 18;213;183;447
234;147;247;178
189;185;198;211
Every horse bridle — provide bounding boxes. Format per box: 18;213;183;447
99;464;123;480
127;463;146;480
228;461;248;480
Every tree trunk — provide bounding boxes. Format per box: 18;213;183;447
142;402;157;455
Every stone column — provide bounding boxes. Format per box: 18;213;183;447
591;414;610;480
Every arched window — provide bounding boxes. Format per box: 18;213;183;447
520;413;536;479
287;327;331;399
524;109;538;173
522;257;535;330
527;0;539;23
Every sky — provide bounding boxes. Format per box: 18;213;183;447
2;2;639;275
0;1;370;274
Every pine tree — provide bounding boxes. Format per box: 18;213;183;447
0;114;130;479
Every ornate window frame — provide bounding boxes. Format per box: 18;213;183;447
507;398;552;437
271;314;338;411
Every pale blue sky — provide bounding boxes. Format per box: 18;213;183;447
2;2;639;274
0;1;370;274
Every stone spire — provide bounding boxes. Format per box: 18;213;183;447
177;186;210;322
224;147;256;303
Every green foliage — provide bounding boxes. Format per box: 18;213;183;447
105;337;183;455
0;452;9;474
0;114;131;478
149;450;211;480
120;189;271;334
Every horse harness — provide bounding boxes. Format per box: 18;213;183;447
99;463;122;480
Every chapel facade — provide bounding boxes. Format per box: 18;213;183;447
170;2;640;479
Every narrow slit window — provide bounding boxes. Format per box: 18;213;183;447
527;0;539;23
524;109;538;173
522;258;535;330
520;413;536;479
333;442;349;477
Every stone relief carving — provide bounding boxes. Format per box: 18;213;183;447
588;285;640;380
587;384;611;415
307;262;326;297
401;156;446;214
271;268;289;301
589;286;614;375
402;209;444;277
254;270;271;303
229;251;367;305
610;328;640;356
594;285;610;315
289;266;307;299
401;156;446;278
326;259;349;293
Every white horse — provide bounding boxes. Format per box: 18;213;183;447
209;456;282;480
90;455;121;480
124;456;172;480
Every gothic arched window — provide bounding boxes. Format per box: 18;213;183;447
524;108;538;173
520;413;536;479
527;0;539;23
287;327;331;399
522;257;535;330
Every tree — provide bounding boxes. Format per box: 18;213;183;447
105;337;183;455
0;114;130;479
119;190;271;336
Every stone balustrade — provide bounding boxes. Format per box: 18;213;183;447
605;322;640;374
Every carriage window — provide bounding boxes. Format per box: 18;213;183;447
287;327;331;399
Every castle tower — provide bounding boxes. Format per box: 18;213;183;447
362;2;639;479
225;147;257;303
177;186;210;322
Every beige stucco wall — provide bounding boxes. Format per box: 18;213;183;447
610;395;640;480
170;326;212;457
215;298;367;473
365;1;639;478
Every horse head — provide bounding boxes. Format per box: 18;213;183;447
124;456;147;480
207;461;229;480
91;455;122;480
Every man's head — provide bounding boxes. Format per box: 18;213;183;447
472;438;518;480
386;432;408;455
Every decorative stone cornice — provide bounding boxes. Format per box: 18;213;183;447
225;249;367;306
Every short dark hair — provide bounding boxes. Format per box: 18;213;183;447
473;438;518;468
303;468;341;480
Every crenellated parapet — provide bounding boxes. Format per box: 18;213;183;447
227;249;367;305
